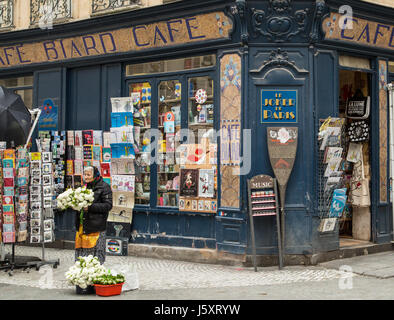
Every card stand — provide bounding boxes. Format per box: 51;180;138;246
317;118;346;231
247;175;283;271
0;149;41;276
27;150;59;272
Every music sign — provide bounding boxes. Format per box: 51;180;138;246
261;90;297;123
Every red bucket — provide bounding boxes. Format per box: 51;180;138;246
94;283;124;297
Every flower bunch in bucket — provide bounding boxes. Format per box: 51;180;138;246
56;186;94;211
65;255;107;290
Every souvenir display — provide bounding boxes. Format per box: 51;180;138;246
317;117;346;232
29;150;56;243
318;115;371;235
107;94;136;243
129;84;151;206
66;130;110;188
1;149;16;243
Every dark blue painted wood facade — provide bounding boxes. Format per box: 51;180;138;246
0;0;393;255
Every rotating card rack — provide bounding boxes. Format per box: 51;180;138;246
247;174;283;271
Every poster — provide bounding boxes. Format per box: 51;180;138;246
198;169;215;198
38;99;58;131
180;169;199;197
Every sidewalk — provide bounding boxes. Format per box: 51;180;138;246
0;246;392;300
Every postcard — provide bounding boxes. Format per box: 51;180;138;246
111;97;134;113
74;131;83;147
111;175;135;192
82;130;94;145
198;169;215;198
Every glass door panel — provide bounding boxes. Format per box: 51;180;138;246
157;80;182;207
129;82;151;205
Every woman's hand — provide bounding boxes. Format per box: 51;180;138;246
83;207;88;212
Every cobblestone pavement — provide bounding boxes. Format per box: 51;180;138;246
0;246;349;291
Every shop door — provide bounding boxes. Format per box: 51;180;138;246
248;47;313;255
67;64;121;130
60;63;121;240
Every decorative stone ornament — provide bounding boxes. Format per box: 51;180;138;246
251;0;309;42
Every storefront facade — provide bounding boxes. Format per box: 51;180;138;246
0;0;392;262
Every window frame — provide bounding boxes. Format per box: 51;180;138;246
124;57;218;214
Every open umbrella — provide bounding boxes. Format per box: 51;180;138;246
0;85;31;148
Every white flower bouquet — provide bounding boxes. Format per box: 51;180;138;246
65;255;107;289
56;186;95;211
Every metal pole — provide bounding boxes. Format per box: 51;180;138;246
388;83;394;238
279;184;287;260
24;108;41;149
274;179;284;269
247;180;258;272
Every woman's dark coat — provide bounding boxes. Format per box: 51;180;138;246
75;177;113;234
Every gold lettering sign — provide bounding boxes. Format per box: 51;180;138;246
322;12;394;51
0;12;232;69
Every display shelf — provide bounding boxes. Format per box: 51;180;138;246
189;96;213;100
251;194;275;198
161;98;181;103
251;200;276;204
252;206;276;211
188;123;213;127
247;174;283;270
253;212;277;217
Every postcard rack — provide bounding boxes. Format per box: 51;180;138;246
247;174;283;271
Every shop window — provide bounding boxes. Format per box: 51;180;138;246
130;82;151;205
339;55;371;70
177;76;217;213
125;55;216;76
389;61;394;74
0;75;34;109
157;80;181;207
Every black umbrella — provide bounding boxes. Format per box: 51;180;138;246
0;85;31;148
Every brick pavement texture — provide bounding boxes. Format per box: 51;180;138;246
0;246;349;291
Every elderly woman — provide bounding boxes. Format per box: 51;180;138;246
75;166;112;264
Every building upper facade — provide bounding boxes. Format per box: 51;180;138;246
0;0;180;32
1;0;393;34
